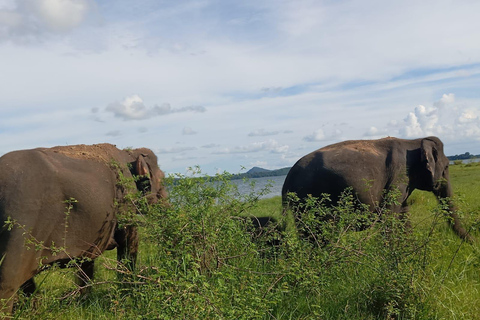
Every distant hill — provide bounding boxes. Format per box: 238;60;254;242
247;167;271;174
231;167;291;180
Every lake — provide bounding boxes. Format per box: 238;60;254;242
231;175;287;199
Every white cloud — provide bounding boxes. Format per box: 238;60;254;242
365;126;378;136
458;109;478;124
213;139;289;155
33;0;91;32
106;95;150;120
303;129;324;142
401;112;424;137
105;95;206;121
434;93;455;109
303;128;342;142
0;0;93;42
248;129;279;137
378;93;480;143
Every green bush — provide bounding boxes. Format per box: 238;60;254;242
10;165;480;319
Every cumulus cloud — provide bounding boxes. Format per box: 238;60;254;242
456;108;480;138
381;93;480;141
458;109;479;124
401;108;428;137
213;139;289;154
105;95;206;121
400;96;450;138
303;128;342;142
248;129;279;137
365;126;379;136
0;0;93;42
303;129;325;142
106;95;150;120
33;0;90;32
434;93;455;109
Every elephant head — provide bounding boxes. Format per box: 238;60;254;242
419;137;471;241
130;148;168;204
420;137;451;196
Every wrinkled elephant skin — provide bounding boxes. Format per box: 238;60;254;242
0;144;167;315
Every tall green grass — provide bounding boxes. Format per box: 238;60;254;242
8;163;480;319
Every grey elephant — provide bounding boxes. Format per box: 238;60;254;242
0;144;167;315
282;136;470;241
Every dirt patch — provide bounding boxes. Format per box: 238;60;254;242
46;143;122;164
321;139;388;156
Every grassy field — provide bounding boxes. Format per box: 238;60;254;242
7;163;480;319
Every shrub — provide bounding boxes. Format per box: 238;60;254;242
12;166;478;319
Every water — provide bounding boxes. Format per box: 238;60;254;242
450;158;480;164
231;175;287;199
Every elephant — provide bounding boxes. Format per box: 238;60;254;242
244;216;282;248
282;136;471;242
0;143;167;315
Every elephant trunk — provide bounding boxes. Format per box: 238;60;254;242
436;181;473;243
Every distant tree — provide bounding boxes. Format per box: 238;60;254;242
447;152;479;161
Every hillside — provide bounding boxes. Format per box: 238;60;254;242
231;166;291;180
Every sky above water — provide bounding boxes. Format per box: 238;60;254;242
1;0;480;175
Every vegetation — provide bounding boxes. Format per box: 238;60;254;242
5;163;480;319
447;151;480;161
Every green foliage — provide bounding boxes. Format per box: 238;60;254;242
447;152;480;161
7;164;480;319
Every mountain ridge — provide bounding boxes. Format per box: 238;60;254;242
231;166;291;180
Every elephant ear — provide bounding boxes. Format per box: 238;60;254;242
421;138;437;183
134;154;152;193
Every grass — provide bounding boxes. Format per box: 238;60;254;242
6;163;480;319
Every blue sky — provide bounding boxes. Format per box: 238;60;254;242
1;0;480;175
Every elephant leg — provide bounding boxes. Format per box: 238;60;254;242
114;225;139;272
75;260;94;294
20;278;36;297
0;275;35;316
0;248;38;316
0;286;15;317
